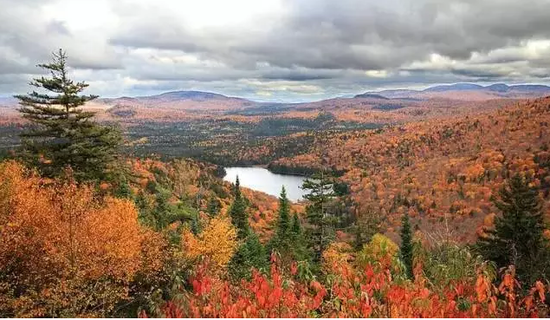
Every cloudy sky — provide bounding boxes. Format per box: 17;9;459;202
1;0;550;102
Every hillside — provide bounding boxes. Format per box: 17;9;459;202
270;97;550;242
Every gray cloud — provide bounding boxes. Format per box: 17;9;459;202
0;0;549;101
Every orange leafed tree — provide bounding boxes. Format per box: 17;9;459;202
0;161;142;317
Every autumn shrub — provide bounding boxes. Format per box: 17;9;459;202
0;161;142;317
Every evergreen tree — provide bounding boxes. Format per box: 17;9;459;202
113;177;133;199
291;212;302;236
15;49;121;181
206;194;221;217
267;187;312;265
477;174;549;284
400;212;414;279
301;171;337;263
276;186;291;238
229;232;268;280
229;176;249;239
353;206;381;251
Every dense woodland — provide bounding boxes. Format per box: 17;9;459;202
1;51;550;318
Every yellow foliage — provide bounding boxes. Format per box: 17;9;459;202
322;242;353;274
356;233;399;267
182;216;238;271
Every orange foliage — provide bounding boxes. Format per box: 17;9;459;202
0;161;143;317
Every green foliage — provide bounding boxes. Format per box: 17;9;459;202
476;173;549;285
400;212;414;279
229;232;268;280
276;186;291;238
229;176;249;239
302;171;337;262
206;195;221;217
14;49;121;182
268;189;312;265
353;207;381;251
420;240;494;288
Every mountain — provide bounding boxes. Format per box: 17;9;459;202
353;93;390;100
362;83;550;100
423;83;484;92
99;90;256;112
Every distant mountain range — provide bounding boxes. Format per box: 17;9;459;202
358;83;550;100
1;83;549;113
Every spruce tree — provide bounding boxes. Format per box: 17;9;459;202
302;171;337;263
229;176;249;239
229;232;268;280
268;187;296;260
477;174;549;284
400;212;414;279
15;49;121;181
276;186;291;238
206;194;220;217
291;213;302;236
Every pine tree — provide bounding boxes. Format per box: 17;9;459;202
276;186;291;238
301;171;337;263
229;232;268;280
206;194;221;217
477;174;549;284
291;212;302;236
267;187;308;264
15;49;121;181
229;176;249;239
353;206;381;251
400;212;414;279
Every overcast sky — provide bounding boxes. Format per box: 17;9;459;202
1;0;549;102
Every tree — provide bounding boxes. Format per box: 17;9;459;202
267;188;311;267
229;176;249;239
276;186;291;238
0;161;142;317
14;49;121;181
301;171;337;263
206;194;220;217
353;206;381;251
291;212;302;235
477;174;549;285
182;216;238;271
400;212;414;280
229;232;268;280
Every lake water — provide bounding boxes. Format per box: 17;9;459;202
223;167;307;202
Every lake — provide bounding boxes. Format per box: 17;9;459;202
223;167;307;202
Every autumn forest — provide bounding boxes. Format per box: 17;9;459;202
1;48;550;319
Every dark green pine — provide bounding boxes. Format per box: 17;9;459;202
229;176;250;239
477;174;548;285
15;49;121;182
400;212;414;279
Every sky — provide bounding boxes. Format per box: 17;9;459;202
1;0;550;102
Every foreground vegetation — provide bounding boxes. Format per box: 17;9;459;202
1;50;550;318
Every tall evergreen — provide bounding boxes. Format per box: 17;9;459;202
276;186;291;238
477;174;549;284
353;206;381;251
229;176;249;239
268;187;293;258
15;49;121;181
400;212;414;279
302;171;337;263
291;212;302;236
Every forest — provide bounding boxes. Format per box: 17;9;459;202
1;50;550;318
